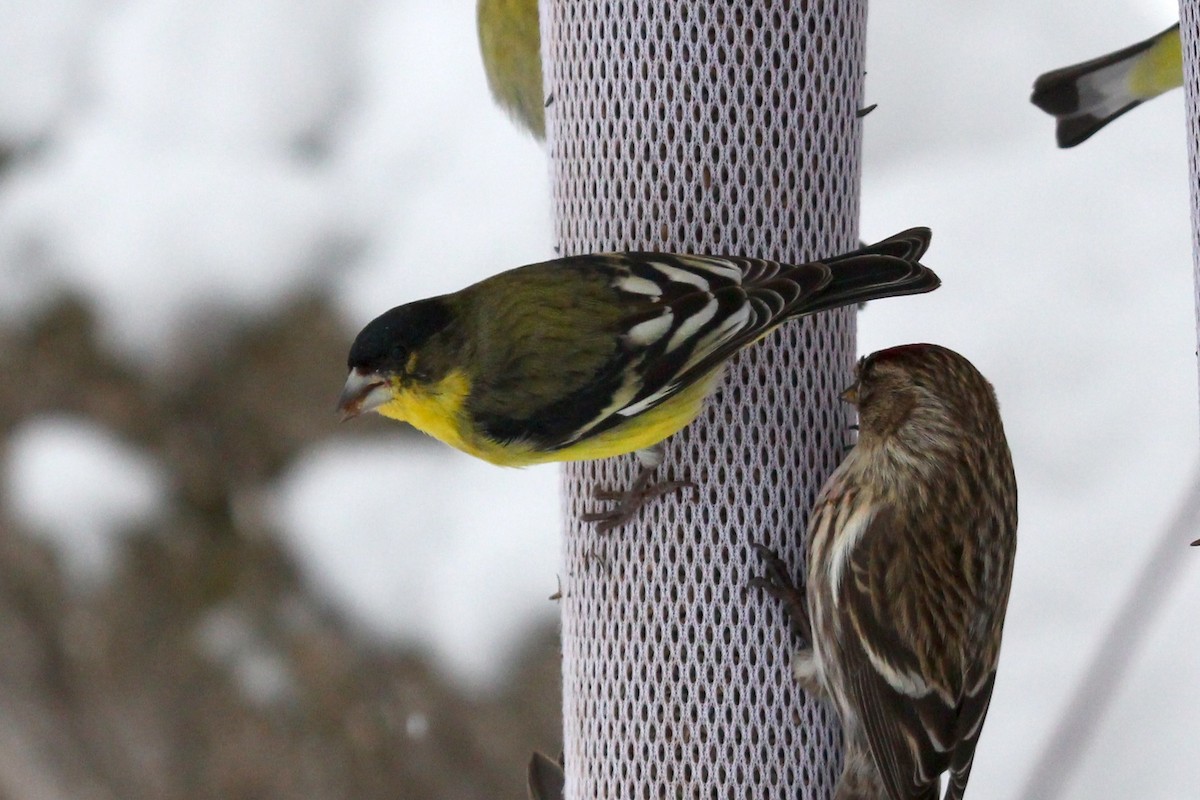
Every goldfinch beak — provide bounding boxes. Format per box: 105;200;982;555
337;369;391;421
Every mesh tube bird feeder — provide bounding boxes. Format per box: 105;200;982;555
543;2;867;797
1182;1;1200;403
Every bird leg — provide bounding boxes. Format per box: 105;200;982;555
748;543;828;700
580;466;695;532
580;445;695;532
747;543;813;645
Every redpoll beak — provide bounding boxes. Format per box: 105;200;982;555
839;382;860;405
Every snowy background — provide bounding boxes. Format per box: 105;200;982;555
0;0;1195;798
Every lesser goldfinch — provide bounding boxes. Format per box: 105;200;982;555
337;230;939;528
1032;22;1182;148
477;0;545;138
753;343;1016;800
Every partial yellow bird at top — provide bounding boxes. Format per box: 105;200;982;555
1032;22;1182;148
477;0;545;139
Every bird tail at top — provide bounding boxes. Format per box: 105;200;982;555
1031;23;1182;148
791;228;939;316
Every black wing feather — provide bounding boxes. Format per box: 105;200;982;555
474;231;937;452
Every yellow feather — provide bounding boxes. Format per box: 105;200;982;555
477;0;544;138
377;368;724;467
1129;25;1183;99
377;370;476;455
546;369;724;464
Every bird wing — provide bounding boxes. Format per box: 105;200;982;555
593;232;935;435
468;234;935;452
835;504;1000;800
466;252;831;450
590;252;834;427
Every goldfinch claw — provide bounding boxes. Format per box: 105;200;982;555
580;467;696;532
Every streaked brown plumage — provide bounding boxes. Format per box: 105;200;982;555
754;343;1017;800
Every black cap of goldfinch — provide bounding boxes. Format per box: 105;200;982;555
337;298;454;421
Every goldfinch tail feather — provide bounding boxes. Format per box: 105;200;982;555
793;228;939;315
1031;23;1180;148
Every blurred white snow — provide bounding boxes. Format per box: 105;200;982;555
194;603;297;706
268;437;561;689
4;414;168;583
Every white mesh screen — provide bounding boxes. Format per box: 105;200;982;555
542;2;866;798
1183;0;1200;409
